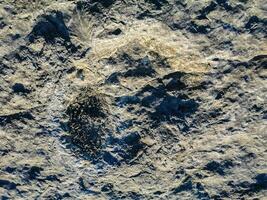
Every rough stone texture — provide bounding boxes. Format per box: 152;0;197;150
0;0;266;199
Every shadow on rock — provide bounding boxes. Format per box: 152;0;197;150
28;11;70;43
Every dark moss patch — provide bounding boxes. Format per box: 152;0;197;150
66;88;109;155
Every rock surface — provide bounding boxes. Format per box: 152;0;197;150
0;0;266;199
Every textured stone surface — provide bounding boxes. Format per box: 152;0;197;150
0;0;266;199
